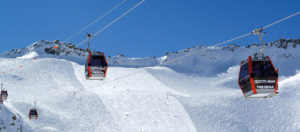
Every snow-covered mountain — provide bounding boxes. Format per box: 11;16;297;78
0;40;160;67
1;38;300;75
0;38;300;132
162;38;300;76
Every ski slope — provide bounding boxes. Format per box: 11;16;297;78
0;57;299;131
0;58;196;132
148;66;300;131
0;39;300;131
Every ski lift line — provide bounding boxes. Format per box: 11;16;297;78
5;12;299;106
211;33;252;48
63;0;127;43
75;0;146;47
42;10;300;91
93;0;145;37
78;11;300;91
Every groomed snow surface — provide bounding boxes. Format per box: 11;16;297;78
0;57;299;131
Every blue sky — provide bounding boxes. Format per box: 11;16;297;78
0;0;299;57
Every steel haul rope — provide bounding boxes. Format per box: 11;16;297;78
63;0;127;43
75;0;146;47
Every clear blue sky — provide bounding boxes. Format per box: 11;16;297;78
0;0;299;57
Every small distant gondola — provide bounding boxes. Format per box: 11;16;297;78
0;91;8;100
29;102;38;120
29;109;38;120
84;33;108;80
238;28;279;98
0;84;8;100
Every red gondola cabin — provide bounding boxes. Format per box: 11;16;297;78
29;109;38;120
238;56;279;98
85;51;108;80
0;90;8;100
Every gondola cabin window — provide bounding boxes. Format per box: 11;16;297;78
252;61;277;78
239;62;249;79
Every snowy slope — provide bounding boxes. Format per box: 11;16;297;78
0;38;300;131
0;58;196;132
1;57;299;131
0;104;27;131
1;58;118;131
148;66;300;131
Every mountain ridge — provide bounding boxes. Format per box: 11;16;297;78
1;38;299;76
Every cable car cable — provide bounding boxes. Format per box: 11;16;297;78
63;0;127;43
262;11;300;30
54;0;145;60
75;0;146;47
